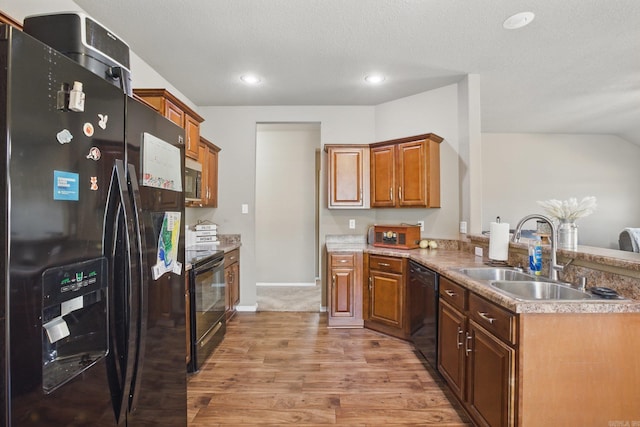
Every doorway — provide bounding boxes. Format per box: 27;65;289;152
255;122;321;311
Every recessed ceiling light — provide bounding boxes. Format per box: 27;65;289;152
503;11;535;30
240;74;261;85
364;74;386;84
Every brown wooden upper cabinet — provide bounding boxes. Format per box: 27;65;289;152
198;137;221;208
325;145;370;209
370;133;442;208
132;88;205;160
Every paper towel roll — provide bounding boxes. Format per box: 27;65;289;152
489;222;510;261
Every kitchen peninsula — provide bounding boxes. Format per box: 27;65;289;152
326;234;640;427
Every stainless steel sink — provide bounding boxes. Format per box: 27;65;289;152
490;280;594;301
458;267;536;282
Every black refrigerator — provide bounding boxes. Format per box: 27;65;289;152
0;25;187;426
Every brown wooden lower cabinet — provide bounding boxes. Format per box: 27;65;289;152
438;275;640;426
363;254;434;340
224;249;240;320
466;320;516;427
438;276;517;427
327;252;363;327
438;299;467;399
364;254;415;339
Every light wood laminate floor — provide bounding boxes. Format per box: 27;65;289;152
187;312;472;426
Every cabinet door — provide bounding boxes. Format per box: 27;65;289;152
369;271;403;328
224;265;232;312
327;146;369;208
370;145;396;207
204;145;218;207
185;114;200;160
466;320;516;427
198;142;209;207
164;98;184;127
397;140;427;207
230;262;240;307
438;300;466;400
330;267;356;317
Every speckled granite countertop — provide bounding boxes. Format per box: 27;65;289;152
325;235;640;314
184;239;241;271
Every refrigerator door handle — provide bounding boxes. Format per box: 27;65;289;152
125;163;148;413
105;159;142;425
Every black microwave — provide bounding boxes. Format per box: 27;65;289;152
185;158;202;201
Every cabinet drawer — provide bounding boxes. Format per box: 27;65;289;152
369;255;403;274
469;293;517;345
331;253;355;267
224;249;239;267
439;277;468;312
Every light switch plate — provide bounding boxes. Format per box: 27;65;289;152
349;219;356;229
460;221;468;233
241;204;248;214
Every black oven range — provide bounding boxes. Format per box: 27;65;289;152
186;249;226;372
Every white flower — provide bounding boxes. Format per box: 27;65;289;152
537;196;597;222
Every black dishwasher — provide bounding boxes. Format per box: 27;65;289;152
408;260;439;369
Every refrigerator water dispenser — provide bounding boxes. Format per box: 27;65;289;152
41;257;108;393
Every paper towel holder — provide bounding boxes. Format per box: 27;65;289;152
487;216;511;267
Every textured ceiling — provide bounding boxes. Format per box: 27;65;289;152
71;0;640;144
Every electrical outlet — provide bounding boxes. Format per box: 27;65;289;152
241;204;248;214
460;221;468;233
417;221;424;231
349;219;356;229
474;246;483;257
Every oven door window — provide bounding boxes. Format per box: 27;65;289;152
193;262;225;342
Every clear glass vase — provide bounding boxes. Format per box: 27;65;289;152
557;220;578;251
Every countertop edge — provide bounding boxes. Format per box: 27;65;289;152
326;243;640;314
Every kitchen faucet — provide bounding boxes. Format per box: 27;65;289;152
511;214;564;281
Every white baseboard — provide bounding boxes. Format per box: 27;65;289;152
256;282;316;287
235;304;258;312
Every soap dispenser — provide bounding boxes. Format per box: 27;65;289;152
528;236;543;276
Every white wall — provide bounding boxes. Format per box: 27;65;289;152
198;106;376;307
255;123;319;284
373;84;463;240
199;84;465;308
482;133;640;249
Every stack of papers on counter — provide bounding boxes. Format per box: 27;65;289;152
187;223;219;249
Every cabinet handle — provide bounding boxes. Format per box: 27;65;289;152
378;262;391;267
477;311;496;324
444;289;457;297
398;186;402;200
368;276;372;291
339;259;347;263
332;275;336;285
389;187;393;201
456;326;463;349
465;332;473;356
